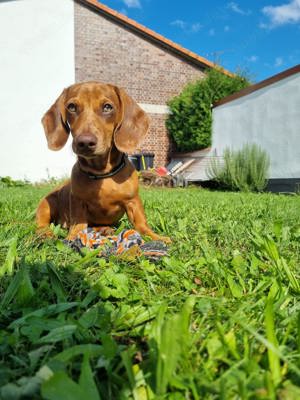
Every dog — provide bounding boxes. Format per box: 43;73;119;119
36;81;171;243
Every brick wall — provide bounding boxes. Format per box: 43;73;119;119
74;1;206;166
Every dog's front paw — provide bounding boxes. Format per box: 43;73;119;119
157;235;172;244
147;233;172;244
67;223;88;241
36;227;55;239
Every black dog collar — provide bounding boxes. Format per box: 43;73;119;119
79;154;127;180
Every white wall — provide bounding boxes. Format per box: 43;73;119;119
0;0;75;182
212;72;300;179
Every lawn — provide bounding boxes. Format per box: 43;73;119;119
1;184;300;399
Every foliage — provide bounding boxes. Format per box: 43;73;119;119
1;185;300;399
166;68;250;152
208;143;270;192
0;176;29;188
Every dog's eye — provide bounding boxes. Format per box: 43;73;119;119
67;103;77;113
102;103;113;114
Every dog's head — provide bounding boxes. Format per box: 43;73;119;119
41;82;150;157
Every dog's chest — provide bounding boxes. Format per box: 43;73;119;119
72;176;135;223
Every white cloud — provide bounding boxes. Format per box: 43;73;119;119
227;2;251;15
171;19;186;29
275;56;284;66
170;20;202;33
262;0;300;27
123;0;141;8
191;23;202;33
224;25;230;32
208;28;215;36
259;22;269;29
247;55;259;62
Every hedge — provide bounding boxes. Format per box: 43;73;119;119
166;68;250;152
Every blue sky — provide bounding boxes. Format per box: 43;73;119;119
98;0;300;82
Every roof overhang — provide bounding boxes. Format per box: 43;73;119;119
214;64;300;108
77;0;232;75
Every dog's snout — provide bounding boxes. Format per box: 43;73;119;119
76;134;97;152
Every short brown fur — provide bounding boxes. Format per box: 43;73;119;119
36;82;170;242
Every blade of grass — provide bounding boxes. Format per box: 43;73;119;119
41;371;84;400
121;350;151;400
37;325;77;344
0;267;24;312
265;299;281;387
9;302;79;329
227;309;300;379
15;262;35;305
46;263;66;302
0;237;18;276
150;297;195;395
79;354;101;400
53;344;104;363
280;258;300;293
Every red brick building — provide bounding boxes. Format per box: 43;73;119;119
75;0;226;166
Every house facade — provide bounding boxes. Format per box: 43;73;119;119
74;0;211;167
0;0;224;181
212;65;300;191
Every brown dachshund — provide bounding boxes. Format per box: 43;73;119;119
36;81;170;243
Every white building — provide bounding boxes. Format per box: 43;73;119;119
0;0;75;182
212;65;300;192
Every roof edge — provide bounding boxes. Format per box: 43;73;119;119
77;0;232;76
214;64;300;108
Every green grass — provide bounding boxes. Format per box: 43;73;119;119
1;184;300;399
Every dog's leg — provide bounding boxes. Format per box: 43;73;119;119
125;196;171;243
66;193;88;240
36;195;57;237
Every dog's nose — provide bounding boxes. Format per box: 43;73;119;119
76;134;97;151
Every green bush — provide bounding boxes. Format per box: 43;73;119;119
0;176;29;188
166;68;249;152
208;143;270;192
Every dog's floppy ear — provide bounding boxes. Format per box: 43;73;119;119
41;89;69;151
114;87;150;153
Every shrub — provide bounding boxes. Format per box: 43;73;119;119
166;68;250;152
208;143;270;192
0;176;29;187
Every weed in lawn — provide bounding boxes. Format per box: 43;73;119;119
1;185;300;398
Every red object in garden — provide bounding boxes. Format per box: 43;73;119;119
156;167;168;176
